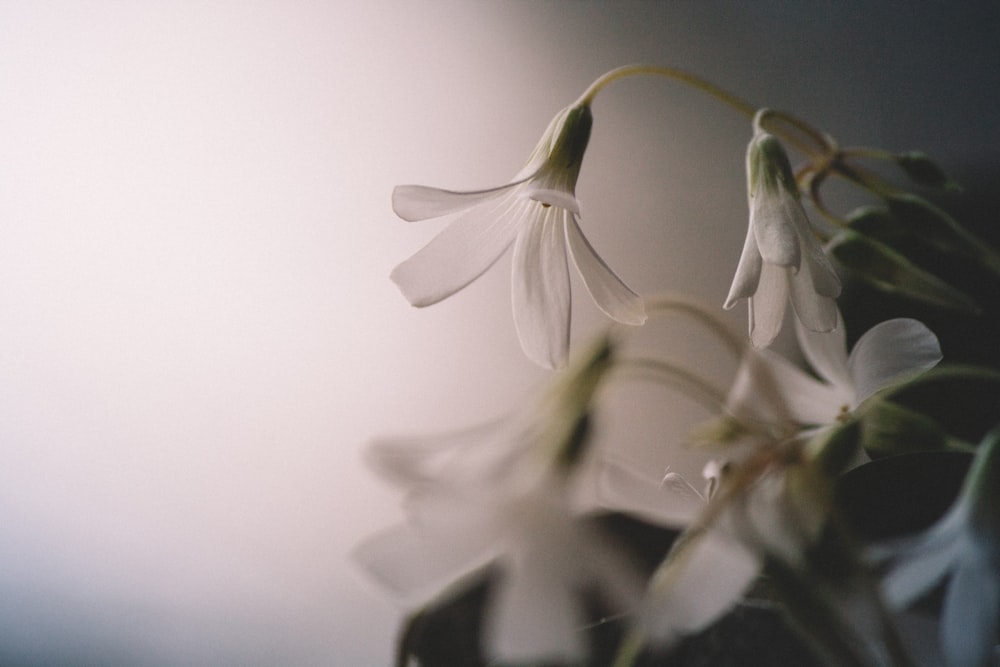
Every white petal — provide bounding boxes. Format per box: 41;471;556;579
365;416;510;487
596;461;703;527
390;193;528;307
526;187;580;214
801;233;842;298
511;207;572;369
881;530;964;609
727;348;846;426
564;214;646;325
794;310;851;389
352;519;499;607
485;556;584;664
748;263;789;347
751;192;801;268
941;554;999;667
644;526;760;644
788;263;839;334
847;318;942;405
392;181;522;221
724;226;762;309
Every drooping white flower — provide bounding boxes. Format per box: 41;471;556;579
353;337;645;664
725;110;842;348
725;311;942;440
391;102;646;369
877;429;1000;667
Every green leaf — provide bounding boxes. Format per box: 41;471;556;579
829;230;980;314
885;194;1000;276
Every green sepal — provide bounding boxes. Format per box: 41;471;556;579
893;151;962;192
807;421;862;477
828;230;980;314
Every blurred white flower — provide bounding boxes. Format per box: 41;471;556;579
725;111;841;348
878;430;1000;667
596;460;720;528
630;459;827;646
391;103;645;369
353;336;645;664
725;312;942;440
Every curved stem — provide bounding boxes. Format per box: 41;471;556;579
754;108;837;160
576;63;756;118
642;294;746;360
615;357;730;415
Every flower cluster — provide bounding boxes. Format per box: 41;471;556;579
360;65;1000;667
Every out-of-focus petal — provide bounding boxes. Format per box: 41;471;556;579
749;263;789;347
644;527;760;644
511;207;572;369
564;214;646;325
728;348;846;426
881;518;965;609
795;310;851;389
486;554;584;664
351;519;499;607
725;226;763;309
392;181;522;221
941;554;998;667
390;194;528;307
596;461;703;527
847;318;942;406
365;416;513;487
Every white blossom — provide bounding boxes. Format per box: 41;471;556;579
353;337;645;664
391;103;645;368
878;430;1000;667
725;111;842;348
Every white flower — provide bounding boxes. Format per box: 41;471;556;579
600;455;827;647
353;337;645;664
725;112;842;348
596;460;720;528
391;102;646;369
878;430;1000;667
726;311;942;440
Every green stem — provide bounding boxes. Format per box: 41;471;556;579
576;63;756;117
643;294;746;359
611;628;646;667
616;357;729;414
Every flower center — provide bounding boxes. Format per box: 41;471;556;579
835;404;851;423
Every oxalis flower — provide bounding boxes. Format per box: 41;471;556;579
723;311;942;448
390;102;646;369
876;428;1000;667
353;337;645;664
725;109;842;348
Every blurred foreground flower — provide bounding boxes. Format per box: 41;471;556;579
877;428;1000;667
725;110;842;348
353;337;645;664
391;102;646;369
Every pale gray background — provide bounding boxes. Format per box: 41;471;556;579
1;2;997;665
